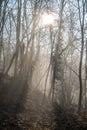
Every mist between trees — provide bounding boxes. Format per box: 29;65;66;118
0;0;87;130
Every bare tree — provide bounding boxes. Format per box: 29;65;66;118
77;0;85;113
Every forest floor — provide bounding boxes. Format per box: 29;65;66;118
0;76;87;130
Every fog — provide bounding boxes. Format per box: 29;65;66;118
0;0;87;130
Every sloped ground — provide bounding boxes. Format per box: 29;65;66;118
0;76;52;130
0;77;87;130
53;102;87;130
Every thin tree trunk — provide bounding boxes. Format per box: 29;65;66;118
78;0;85;113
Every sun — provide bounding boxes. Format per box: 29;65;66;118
41;13;54;26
